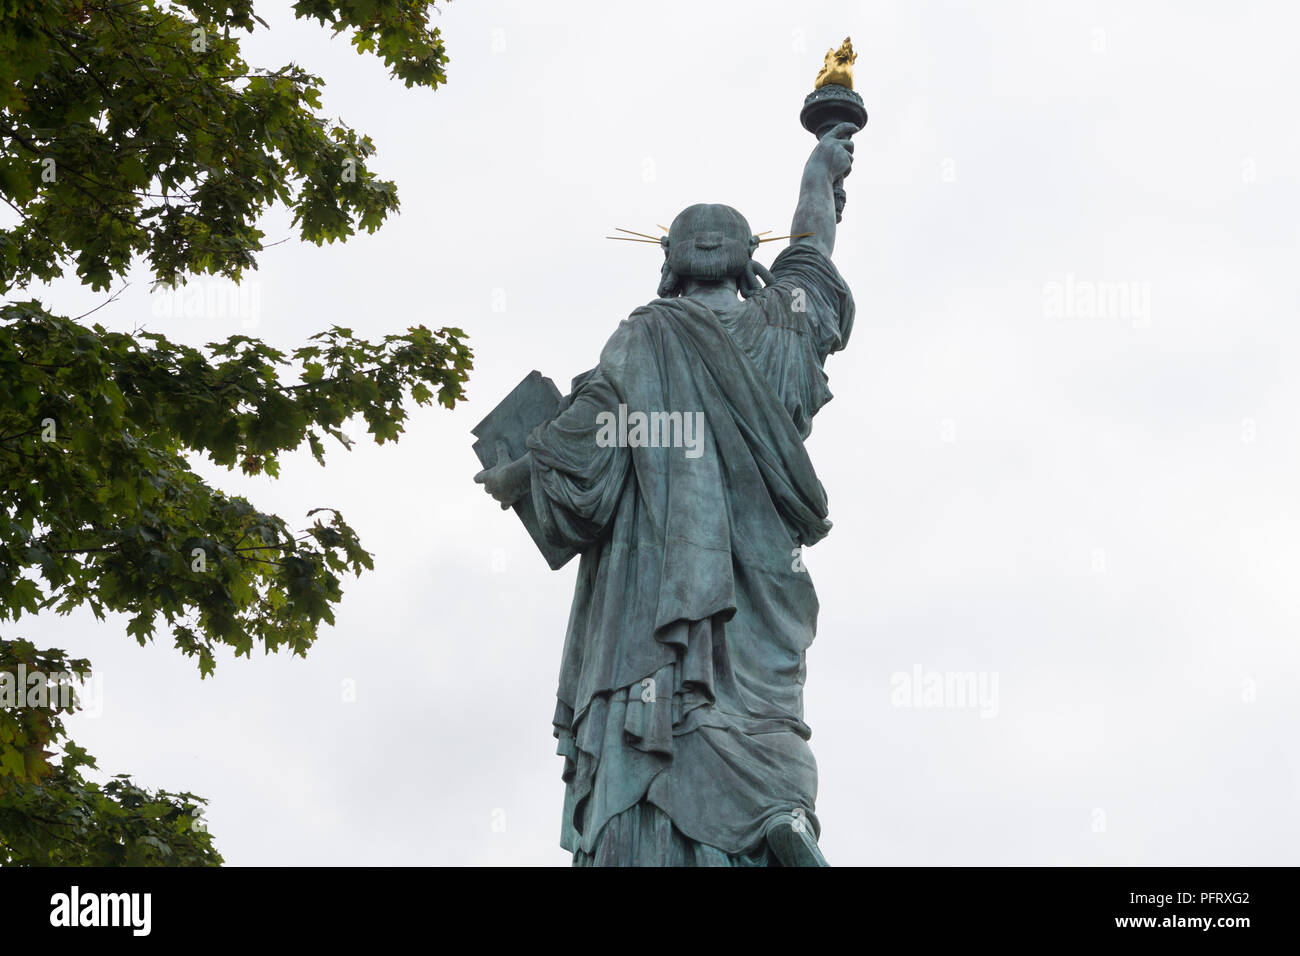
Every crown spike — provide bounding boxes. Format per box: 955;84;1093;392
615;227;663;241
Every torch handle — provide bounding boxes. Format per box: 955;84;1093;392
832;178;847;224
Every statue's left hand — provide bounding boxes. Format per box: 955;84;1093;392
474;441;531;509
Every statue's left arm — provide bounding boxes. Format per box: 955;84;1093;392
789;121;858;260
475;362;633;551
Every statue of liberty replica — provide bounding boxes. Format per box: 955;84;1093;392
474;39;866;866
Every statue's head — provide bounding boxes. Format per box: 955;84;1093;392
658;203;764;299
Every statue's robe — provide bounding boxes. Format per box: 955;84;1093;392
525;243;854;864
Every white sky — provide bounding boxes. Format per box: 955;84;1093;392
16;0;1300;864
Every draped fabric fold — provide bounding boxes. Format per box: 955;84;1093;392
526;243;853;861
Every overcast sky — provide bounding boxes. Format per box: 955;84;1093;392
19;0;1300;865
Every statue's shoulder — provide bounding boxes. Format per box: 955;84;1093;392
598;298;696;368
769;240;837;273
618;297;690;332
629;296;685;319
597;303;659;368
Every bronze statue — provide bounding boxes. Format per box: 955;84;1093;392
474;39;866;866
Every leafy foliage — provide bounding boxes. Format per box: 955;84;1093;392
0;0;467;864
0;0;449;289
1;639;219;865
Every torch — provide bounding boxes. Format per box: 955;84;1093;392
800;37;868;223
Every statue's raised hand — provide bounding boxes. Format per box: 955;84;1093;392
810;122;858;181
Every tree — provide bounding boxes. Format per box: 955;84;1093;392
0;0;470;864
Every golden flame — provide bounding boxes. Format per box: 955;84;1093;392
814;37;858;90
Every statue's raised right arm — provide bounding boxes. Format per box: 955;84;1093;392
789;121;858;259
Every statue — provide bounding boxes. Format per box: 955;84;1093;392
473;39;865;866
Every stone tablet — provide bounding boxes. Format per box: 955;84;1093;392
471;370;577;570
